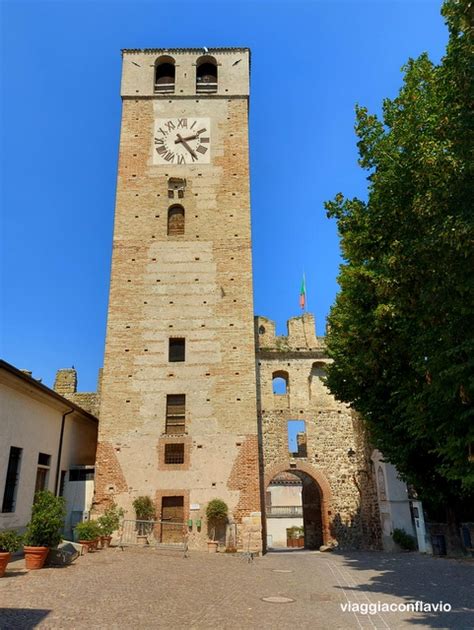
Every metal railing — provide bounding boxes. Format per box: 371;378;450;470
154;83;175;94
118;519;188;557
196;82;218;94
266;506;303;518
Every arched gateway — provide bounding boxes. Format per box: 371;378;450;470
264;461;332;550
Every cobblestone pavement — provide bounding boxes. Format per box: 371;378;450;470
0;548;473;629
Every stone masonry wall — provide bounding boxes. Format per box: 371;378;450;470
256;313;381;550
53;368;101;417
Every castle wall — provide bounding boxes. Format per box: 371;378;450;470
256;313;382;550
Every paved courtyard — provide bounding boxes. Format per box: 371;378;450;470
0;548;473;629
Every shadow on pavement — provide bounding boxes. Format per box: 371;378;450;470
0;608;50;629
335;551;474;628
267;547;308;554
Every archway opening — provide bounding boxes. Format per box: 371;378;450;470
265;470;324;550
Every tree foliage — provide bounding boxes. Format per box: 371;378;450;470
324;0;474;517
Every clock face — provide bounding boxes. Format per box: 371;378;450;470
153;117;211;165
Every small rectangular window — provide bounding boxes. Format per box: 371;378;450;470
38;452;51;467
166;394;186;434
287;420;307;458
35;453;51;493
69;468;95;482
164;443;185;464
169;338;185;362
2;446;22;513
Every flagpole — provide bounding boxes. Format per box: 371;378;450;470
303;270;307;312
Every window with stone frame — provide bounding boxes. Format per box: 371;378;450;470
154;56;175;94
196;56;218;93
167;205;185;236
165;394;186;434
164;443;185;464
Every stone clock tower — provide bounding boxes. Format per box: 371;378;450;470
96;48;262;551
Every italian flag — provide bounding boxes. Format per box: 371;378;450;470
299;274;306;310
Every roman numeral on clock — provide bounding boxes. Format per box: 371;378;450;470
177;119;188;129
177;155;186;164
196;145;208;155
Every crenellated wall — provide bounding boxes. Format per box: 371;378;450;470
53;368;102;417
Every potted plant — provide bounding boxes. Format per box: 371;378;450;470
286;526;304;548
98;502;124;547
132;496;155;543
74;520;102;553
0;530;23;577
206;499;228;553
24;490;66;569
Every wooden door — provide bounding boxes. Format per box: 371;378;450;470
161;496;184;543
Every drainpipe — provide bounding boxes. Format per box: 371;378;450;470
55;409;74;496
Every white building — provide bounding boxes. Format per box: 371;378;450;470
266;473;304;548
371;449;419;551
0;360;98;537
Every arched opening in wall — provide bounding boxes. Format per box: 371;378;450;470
309;361;327;399
272;371;289;395
154;56;176;93
265;470;325;551
167;205;185;236
196;56;218;93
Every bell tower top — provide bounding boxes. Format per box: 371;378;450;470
120;47;250;98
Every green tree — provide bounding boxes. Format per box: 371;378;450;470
324;0;474;523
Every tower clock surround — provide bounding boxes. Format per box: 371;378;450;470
153;117;211;165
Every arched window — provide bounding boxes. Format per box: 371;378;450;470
272;371;289;395
196;56;218;93
155;56;175;94
167;205;185;236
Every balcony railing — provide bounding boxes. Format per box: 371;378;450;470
266;506;303;518
154;83;175;94
196;82;218;94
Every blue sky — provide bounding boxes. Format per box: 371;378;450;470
1;1;447;391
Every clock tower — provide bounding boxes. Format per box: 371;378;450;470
96;48;262;551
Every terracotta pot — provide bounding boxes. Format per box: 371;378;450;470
79;540;94;553
0;551;11;577
297;538;304;548
207;541;218;553
101;536;112;548
24;546;49;570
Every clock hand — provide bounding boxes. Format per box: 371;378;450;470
174;133;198;143
175;133;198;159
